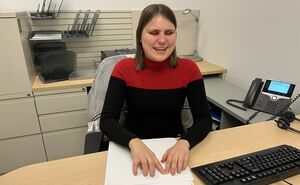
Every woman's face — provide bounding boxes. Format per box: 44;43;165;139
141;14;176;62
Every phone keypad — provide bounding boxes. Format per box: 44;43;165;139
253;94;291;115
265;101;278;112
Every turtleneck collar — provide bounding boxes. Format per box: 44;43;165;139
143;57;170;71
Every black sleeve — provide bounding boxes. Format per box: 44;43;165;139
100;77;137;148
180;79;212;148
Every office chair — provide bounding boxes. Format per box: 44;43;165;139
84;55;194;154
84;55;128;154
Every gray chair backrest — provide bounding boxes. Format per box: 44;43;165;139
88;55;127;121
182;100;193;130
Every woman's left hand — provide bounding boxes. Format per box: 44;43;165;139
161;139;190;175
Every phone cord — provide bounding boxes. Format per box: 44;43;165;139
245;111;260;124
226;99;247;111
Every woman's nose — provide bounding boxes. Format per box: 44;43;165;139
157;34;166;44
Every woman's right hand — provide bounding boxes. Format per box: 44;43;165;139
129;138;165;177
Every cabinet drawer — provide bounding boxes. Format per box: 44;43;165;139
0;97;40;139
43;127;87;161
0;134;46;174
39;110;88;132
35;91;87;114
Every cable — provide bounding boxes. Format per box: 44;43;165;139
282;179;293;185
226;99;247;111
92;113;101;122
245;111;260;124
276;175;294;185
92;106;128;122
225;99;261;124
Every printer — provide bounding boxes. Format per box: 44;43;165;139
34;42;77;83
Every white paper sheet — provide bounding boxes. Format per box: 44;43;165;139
104;138;194;185
30;33;62;40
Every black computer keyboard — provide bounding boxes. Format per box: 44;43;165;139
192;145;300;185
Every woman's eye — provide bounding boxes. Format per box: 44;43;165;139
149;31;159;35
165;30;175;35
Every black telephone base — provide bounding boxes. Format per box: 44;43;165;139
252;93;291;115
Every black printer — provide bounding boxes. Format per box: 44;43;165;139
34;42;77;83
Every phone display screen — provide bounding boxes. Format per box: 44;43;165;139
262;80;295;97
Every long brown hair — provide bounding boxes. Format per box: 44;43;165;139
135;4;178;71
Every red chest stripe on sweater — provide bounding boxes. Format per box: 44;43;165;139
111;58;202;89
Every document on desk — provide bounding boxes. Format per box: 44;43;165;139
104;138;194;185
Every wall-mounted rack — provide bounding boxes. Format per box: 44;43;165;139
30;0;63;20
29;10;197;66
64;10;100;38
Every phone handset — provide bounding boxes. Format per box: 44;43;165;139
226;78;263;111
243;78;263;108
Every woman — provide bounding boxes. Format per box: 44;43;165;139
100;4;212;177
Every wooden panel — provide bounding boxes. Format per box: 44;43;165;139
31;18;132;26
53;11;132;19
31;24;132;31
34;87;86;96
93;29;132;35
70;44;133;53
77;52;100;58
66;40;132;47
77;57;101;64
66;34;132;42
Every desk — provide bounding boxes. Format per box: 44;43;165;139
204;78;300;128
1;120;299;185
204;77;273;128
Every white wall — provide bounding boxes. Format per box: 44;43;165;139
0;0;200;11
198;0;300;111
1;0;300;110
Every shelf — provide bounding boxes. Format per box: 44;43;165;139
29;31;63;41
30;12;56;20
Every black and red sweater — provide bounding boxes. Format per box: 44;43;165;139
100;57;212;148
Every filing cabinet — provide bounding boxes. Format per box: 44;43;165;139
42;127;87;161
34;87;88;161
0;98;40;140
0;97;47;174
0;12;47;174
0;134;46;174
